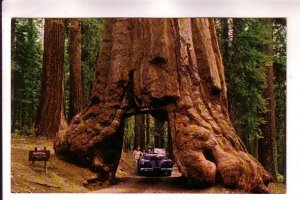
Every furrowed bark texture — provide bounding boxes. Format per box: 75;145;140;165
54;18;270;192
69;19;83;121
154;118;165;148
36;19;67;137
134;114;145;151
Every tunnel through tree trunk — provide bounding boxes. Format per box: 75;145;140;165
54;18;270;193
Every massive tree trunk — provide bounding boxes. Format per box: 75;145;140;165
258;19;279;181
35;19;67;137
54;18;270;192
69;19;83;121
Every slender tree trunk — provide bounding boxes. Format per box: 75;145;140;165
220;18;229;67
134;114;145;151
134;115;140;150
26;19;34;128
69;19;83;121
154;118;159;148
154;118;165;148
145;114;150;147
140;116;145;151
0;2;1;144
55;19;270;192
228;19;259;157
35;19;67;137
161;123;165;148
123;120;129;152
282;132;286;183
11;18;17;132
167;122;174;160
258;19;279;181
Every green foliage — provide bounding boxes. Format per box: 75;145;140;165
124;116;135;151
218;18;286;174
11;19;42;134
222;18;268;143
123;114;168;151
81;19;104;104
63;19;104;119
12;18;104;132
63;28;70;119
272;19;286;175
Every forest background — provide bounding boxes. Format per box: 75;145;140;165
10;18;286;181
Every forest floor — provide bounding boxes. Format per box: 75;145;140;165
11;135;286;193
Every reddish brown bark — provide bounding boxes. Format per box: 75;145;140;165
140;116;145;151
54;18;270;192
69;19;83;121
258;19;279;181
154;118;165;148
134;114;145;151
167;122;174;160
35;19;67;137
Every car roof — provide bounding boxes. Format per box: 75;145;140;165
143;153;165;157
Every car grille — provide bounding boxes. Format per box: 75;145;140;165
151;160;160;168
144;162;151;168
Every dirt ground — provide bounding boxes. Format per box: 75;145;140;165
11;135;286;193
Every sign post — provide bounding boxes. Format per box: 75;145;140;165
28;146;50;173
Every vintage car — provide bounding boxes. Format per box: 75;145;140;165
137;148;173;176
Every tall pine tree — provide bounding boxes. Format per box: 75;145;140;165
81;19;104;106
258;18;279;181
219;18;267;156
11;19;42;134
272;18;286;181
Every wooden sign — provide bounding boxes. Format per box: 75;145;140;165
29;146;50;172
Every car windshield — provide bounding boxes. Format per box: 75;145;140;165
142;154;166;160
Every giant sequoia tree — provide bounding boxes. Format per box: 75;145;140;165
35;19;67;136
69;19;83;121
54;19;270;192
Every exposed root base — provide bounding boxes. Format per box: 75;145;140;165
54;18;271;193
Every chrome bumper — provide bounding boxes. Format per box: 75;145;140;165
140;168;173;172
